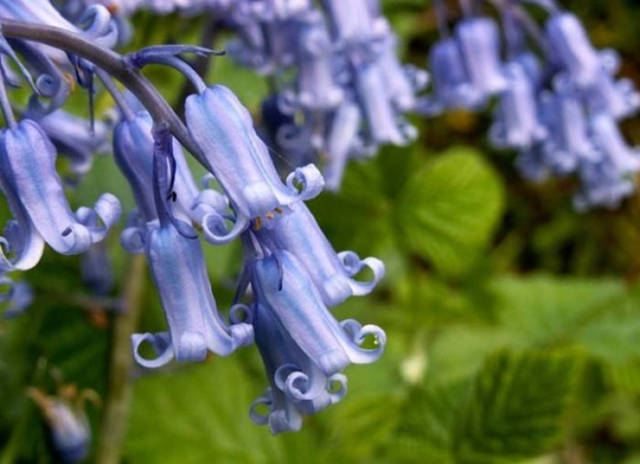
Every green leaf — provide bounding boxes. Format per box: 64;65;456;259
396;147;504;277
491;275;626;348
392;381;471;463
125;358;306;464
454;350;581;463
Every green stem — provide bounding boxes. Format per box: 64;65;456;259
95;254;146;464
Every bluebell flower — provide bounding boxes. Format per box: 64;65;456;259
588;112;640;176
259;201;384;307
0;276;33;318
114;109;241;245
81;241;113;295
417;38;479;115
376;20;428;112
185;84;324;224
228;12;298;75
354;62;416;146
454;17;508;101
285;10;343;111
323;100;362;191
128;126;253;368
516;142;552;183
0;1;118;55
0;119;121;260
545;11;603;87
247;302;347;434
539;78;597;175
581;57;640;120
36;109;109;180
28;386;97;463
321;0;385;44
489;61;547;150
248;249;385;375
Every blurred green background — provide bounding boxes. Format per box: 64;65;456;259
3;0;640;462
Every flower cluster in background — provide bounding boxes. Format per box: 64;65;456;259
420;0;640;210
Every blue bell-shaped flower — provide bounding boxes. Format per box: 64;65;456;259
248;302;347;434
0;119;121;260
185;85;324;223
260;201;384;307
490;61;547;150
249;249;385;376
454;17;508;100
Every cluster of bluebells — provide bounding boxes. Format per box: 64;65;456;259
223;0;428;190
78;0;429;191
0;0;387;442
420;0;640;210
68;0;640;206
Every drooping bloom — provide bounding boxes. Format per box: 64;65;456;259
126;126;253;368
539;78;597;175
418;38;479;115
0;119;121;264
323;100;362;191
259;201;384;307
27;386;97;463
114;109;237;246
248;249;385;376
489;61;547;150
286;10;343;111
185;84;324;226
0;0;118;60
248;302;347;434
36;109;110;180
0;276;33;318
454;17;508;101
545;11;602;87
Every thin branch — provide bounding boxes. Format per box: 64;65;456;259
0;20;210;169
95;254;146;464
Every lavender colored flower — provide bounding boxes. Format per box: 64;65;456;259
0;276;33;318
0;1;118;55
454;17;508;100
248;249;385;375
539;78;597;175
248;302;347;434
354;62;416;146
323;100;362;191
286;10;343;111
129;126;253;368
36;109;109;179
582;65;640;120
489;61;547;150
259;201;384;307
131;220;253;367
589;112;640;176
321;0;385;44
377;21;428;112
418;38;479;115
0;119;121;259
228;13;297;74
545;11;602;87
185;84;324;224
114;109;241;245
28;387;94;463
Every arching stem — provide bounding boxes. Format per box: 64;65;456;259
0;20;210;170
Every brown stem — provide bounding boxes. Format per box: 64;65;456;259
95;254;146;464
